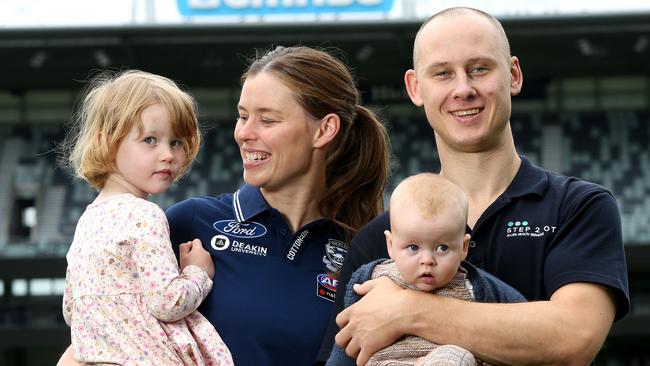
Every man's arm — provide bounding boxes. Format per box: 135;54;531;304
336;279;616;366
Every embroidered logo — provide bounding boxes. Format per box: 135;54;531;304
505;220;557;238
210;232;269;257
230;240;268;256
323;239;347;273
316;273;337;302
287;230;309;261
213;220;267;239
210;235;230;250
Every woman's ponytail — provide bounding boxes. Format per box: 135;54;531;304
243;45;392;243
320;104;391;242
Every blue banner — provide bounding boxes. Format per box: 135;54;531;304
177;0;394;16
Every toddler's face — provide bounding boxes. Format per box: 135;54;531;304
386;211;468;292
112;103;187;198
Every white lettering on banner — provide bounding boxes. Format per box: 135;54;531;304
225;0;247;9
187;0;381;10
287;230;309;260
189;0;219;8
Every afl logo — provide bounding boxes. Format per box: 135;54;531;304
316;273;337;302
213;220;267;239
210;235;230;250
317;273;338;291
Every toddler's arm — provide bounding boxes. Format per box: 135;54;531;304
131;204;213;322
179;238;215;278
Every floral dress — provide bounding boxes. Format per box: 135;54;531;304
63;194;233;365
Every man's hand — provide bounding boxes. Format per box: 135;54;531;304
335;276;412;366
179;239;215;278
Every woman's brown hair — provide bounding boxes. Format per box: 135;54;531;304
242;46;391;242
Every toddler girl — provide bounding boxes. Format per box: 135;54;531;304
60;70;232;365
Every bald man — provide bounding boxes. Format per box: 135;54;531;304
319;7;629;366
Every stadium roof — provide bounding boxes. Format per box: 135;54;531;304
0;13;649;92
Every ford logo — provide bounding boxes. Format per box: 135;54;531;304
213;220;267;239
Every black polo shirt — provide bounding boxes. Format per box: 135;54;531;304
317;155;630;362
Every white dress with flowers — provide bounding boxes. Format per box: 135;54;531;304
63;194;232;365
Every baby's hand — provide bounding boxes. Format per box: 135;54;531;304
179;239;215;278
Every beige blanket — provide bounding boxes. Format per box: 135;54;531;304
366;261;482;366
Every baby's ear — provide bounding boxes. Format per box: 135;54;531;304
462;233;471;257
384;230;395;260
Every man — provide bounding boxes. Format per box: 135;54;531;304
319;7;629;365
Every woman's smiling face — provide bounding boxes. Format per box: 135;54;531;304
234;72;322;192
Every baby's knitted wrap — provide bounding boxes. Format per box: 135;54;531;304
366;261;483;366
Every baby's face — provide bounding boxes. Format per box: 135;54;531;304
387;212;467;292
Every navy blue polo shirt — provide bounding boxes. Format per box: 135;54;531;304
166;184;347;366
317;155;630;362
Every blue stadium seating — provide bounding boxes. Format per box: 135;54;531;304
0;110;648;249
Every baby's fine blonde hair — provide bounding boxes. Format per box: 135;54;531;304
390;173;468;234
61;70;201;190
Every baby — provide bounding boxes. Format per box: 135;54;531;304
327;173;525;366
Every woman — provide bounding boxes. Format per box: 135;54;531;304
166;46;391;365
59;46;391;365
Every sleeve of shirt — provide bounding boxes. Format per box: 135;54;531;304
130;201;213;322
470;265;526;303
544;184;630;321
316;212;391;363
62;266;73;326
